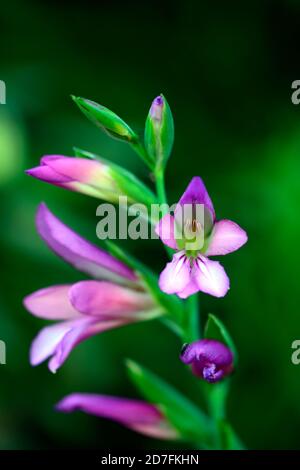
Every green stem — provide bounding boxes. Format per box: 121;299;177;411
153;164;241;450
183;294;201;343
155;169;168;208
130;138;154;170
154;169;174;259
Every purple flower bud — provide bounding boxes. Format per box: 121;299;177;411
180;339;234;383
150;95;164;122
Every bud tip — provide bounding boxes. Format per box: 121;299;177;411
150;95;164;121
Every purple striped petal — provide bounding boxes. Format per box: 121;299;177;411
158;251;191;295
205;219;248;256
193;255;230;298
36;203;137;283
23;285;80;320
69;281;154;319
56;393;178;440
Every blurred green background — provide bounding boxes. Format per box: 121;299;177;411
1;0;300;450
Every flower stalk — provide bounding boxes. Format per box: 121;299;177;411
24;93;248;450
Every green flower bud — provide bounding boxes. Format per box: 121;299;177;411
72;96;137;142
144;94;174;172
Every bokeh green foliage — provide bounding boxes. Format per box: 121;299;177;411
1;0;300;449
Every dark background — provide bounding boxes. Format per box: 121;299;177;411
0;0;300;449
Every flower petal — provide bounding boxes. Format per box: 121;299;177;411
176;280;199;299
56;393;178;440
181;339;233;367
205;219;248;256
159;251;191;295
69;281;154;319
36;203;137;283
155;214;177;249
193;255;230;298
47;317;119;373
30;320;75;367
41;155;113;190
30;317;124;373
23;285;80;320
178;177;215;219
25;165;72;184
180;339;234;383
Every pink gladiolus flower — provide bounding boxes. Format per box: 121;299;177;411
26;155;118;200
156;177;248;298
23;204;161;373
56;393;178;440
25;154;156;208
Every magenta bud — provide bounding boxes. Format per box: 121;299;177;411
180;339;234;383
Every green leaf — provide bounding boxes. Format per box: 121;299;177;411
74;148;156;212
126;360;213;446
145;94;174;172
204;313;237;364
218;421;245;450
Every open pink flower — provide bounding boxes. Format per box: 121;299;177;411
156;177;247;298
23;204;161;372
56;393;178;440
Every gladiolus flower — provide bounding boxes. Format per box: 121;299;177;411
180;339;234;383
26;154;156;207
56;393;178;440
23;204;161;373
156;177;248;298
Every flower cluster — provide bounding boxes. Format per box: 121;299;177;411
24;203;161;373
24;94;247;448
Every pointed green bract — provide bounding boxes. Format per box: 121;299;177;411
204;313;237;364
126;359;214;446
72;96;136;142
145;94;174;172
